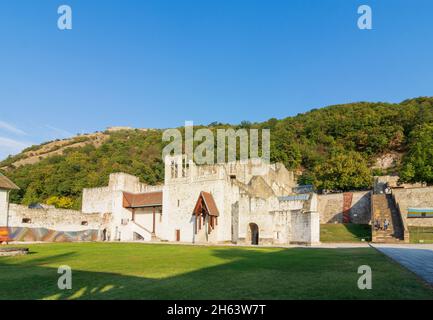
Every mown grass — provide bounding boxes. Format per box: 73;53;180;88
0;243;431;300
409;227;433;244
320;224;371;242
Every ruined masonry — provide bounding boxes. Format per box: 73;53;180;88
81;155;320;245
2;158;433;244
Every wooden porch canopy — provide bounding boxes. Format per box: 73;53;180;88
122;191;162;208
193;191;219;234
123;191;163;235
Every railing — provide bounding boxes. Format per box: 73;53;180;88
130;221;154;241
390;192;410;243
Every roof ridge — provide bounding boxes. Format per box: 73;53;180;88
0;174;19;190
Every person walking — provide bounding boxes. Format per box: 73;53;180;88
384;219;389;231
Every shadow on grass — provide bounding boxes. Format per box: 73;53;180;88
409;227;433;244
320;224;371;242
342;224;371;241
0;246;431;300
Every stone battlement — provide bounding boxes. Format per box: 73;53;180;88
163;155;297;192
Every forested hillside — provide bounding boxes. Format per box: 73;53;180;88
1;97;433;209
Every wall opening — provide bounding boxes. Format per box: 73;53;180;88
249;223;259;245
133;232;144;241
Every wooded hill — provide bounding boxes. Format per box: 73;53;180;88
1;97;433;209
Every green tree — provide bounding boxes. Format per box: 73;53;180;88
400;123;433;184
46;196;74;209
311;152;372;191
2;97;433;203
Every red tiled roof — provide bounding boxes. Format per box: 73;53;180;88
193;191;219;216
123;191;163;208
0;174;19;190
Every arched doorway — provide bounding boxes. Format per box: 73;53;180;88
249;223;259;245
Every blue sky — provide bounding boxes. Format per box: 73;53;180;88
0;0;433;159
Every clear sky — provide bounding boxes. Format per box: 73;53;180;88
0;0;432;159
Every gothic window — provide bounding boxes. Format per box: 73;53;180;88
181;158;190;178
170;160;178;179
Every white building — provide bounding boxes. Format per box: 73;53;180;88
0;174;19;243
82;156;320;245
0;174;19;227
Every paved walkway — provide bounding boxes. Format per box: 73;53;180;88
372;244;433;285
309;242;370;249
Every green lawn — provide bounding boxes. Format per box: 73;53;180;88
409;226;433;244
320;224;371;242
0;243;431;300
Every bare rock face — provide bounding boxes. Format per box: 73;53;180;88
1;133;109;170
373;152;403;170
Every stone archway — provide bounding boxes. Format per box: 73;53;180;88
248;223;259;245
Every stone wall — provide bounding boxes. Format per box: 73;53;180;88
162;176;226;243
350;192;372;224
238;196;276;245
82;186;112;214
317;191;371;224
8;204;103;232
291;211;320;244
374;175;425;193
82;173;163;214
80;161;318;245
164;155;296;193
393;187;433;227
